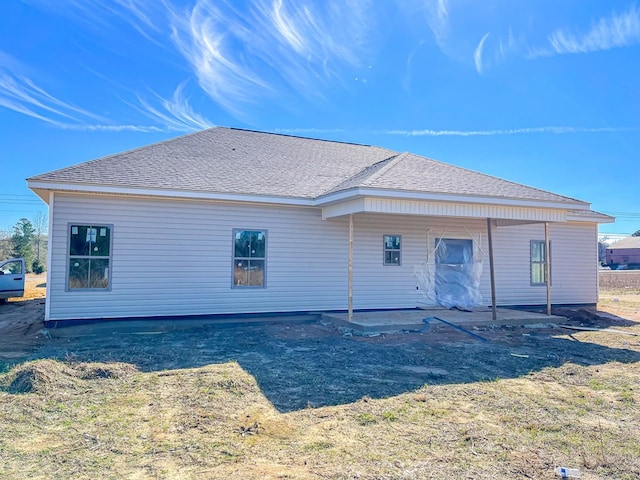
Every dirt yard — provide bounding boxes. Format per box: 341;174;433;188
1;273;639;411
0;273;46;360
1;272;639;479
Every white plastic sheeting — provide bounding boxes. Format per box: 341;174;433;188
414;229;484;309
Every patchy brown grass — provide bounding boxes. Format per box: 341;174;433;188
1;348;640;478
0;275;639;478
599;271;640;322
599;270;640;291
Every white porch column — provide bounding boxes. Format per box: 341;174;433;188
348;213;354;321
545;222;551;315
486;218;497;321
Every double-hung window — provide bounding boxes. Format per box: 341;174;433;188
530;240;551;286
233;230;266;287
68;225;112;290
383;235;401;266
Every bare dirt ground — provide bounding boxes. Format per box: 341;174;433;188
1;272;639;411
0;273;46;361
1;273;640;479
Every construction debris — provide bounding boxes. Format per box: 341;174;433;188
560;325;638;336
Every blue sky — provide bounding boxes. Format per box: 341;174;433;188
1;0;639;235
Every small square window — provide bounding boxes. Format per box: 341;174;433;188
383;235;401;266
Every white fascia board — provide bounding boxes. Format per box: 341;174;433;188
27;180;591;213
566;212;615;224
26;180;315;207
315;187;589;211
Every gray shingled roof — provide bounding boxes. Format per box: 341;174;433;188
29;127;586;205
325;152;584;204
609;237;640;249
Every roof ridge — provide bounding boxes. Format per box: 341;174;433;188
324;154;400;194
359;152;409;186
232;126;379;148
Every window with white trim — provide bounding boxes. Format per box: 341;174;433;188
68;225;111;290
233;230;266;287
383;235;401;266
530;240;551;286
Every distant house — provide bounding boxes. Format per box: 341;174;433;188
28;127;613;323
606;237;640;270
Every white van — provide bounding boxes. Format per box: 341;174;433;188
0;258;26;304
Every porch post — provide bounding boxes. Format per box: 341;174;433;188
486;218;497;321
348;213;354;321
545;222;551;316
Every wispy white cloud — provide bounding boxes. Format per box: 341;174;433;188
403;40;427;91
381;126;640;136
530;5;640;58
134;82;215;132
53;123;165;132
0;50;195;132
0;52;108;125
21;0;162;43
168;0;376;116
473;32;490;74
425;0;449;49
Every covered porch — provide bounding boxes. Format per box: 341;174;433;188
321;196;568;321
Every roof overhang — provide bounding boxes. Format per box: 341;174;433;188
28;180;613;224
27;180;315;207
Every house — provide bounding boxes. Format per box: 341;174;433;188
28;127;613;324
605;236;640;270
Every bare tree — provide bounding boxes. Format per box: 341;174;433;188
0;229;13;260
32;212;48;266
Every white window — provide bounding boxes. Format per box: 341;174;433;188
383;235;401;266
530;240;551;286
68;225;112;290
233;230;267;287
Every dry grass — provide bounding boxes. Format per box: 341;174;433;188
599;270;640;291
1;353;639;478
599;271;640;321
0;274;639;478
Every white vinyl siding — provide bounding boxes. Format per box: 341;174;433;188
492;222;597;305
46;193;599;320
47;194;349;320
349;215;491;310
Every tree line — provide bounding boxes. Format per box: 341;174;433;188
0;214;48;273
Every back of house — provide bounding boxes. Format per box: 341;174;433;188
27;127;614;324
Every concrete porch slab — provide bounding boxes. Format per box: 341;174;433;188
322;307;565;334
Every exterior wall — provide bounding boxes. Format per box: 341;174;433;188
491;222;598;305
48;194;351;320
606;248;640;268
350;214;491;309
47;193;598;320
